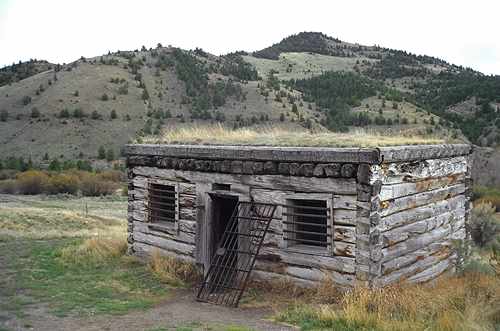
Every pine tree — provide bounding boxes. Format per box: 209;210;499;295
98;146;106;159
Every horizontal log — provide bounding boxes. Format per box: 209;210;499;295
251;270;317;288
378;144;471;163
379;184;465;217
371;156;468;185
258;246;355;274
334;225;356;244
126;144;380;164
132;242;196;263
379;174;465;201
334;241;355;258
133;221;195;244
179;207;196;221
252;265;355;287
133;167;357;194
333;209;356;226
382;242;450;275
407;258;452;283
375;252;452;286
133;231;195;256
378;195;465;232
381;209;464;248
333;195;358;210
380;225;451;262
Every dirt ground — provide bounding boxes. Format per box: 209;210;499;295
2;289;293;331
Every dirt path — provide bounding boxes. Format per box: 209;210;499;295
3;289;293;331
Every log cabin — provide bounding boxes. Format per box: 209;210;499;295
125;143;472;302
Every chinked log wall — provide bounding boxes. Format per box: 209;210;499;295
125;144;472;288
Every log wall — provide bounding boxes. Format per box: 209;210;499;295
125;144;473;288
368;155;473;286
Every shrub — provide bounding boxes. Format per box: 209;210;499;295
47;173;79;194
31;107;40;118
16;170;49;194
101;93;109;101
0;179;17;194
98;146;106;159
118;84;128;95
72;108;85;118
22;95;32;105
473;186;500;211
0;109;8;122
106;149;115;161
148;249;200;287
79;173;117;196
91;110;101;120
142;88;150;100
48;159;61;171
74;90;79;97
59;108;70;118
110;109;117;119
471;202;499;247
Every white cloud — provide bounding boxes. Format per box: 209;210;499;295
0;0;498;74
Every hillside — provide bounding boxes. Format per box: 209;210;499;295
3;31;500;166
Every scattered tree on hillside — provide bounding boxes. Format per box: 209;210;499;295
59;108;70;118
31;107;40;118
0;110;8;122
101;93;109;101
110;109;117;119
91;111;101;120
106;149;115;161
22;96;32;106
98;146;106;159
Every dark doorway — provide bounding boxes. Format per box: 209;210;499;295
211;194;239;257
209;194;239;286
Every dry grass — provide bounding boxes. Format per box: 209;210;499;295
275;272;500;331
59;236;127;266
143;124;445;147
147;249;201;287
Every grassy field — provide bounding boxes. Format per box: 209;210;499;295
0;195;170;320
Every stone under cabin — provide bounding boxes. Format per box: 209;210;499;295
125;143;472;306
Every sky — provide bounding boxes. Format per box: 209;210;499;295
0;0;499;75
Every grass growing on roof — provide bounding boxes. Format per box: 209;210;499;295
142;125;446;147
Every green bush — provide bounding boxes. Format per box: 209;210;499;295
471;202;500;247
31;107;40;118
473;186;500;211
59;108;70;118
0;109;8;122
22;95;32;105
98;146;106;159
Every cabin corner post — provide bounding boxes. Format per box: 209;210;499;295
355;163;382;287
463;149;474;256
126;161;136;255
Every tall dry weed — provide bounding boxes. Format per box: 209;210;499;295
147;249;200;287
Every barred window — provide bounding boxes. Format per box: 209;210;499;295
283;199;329;248
148;183;177;224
